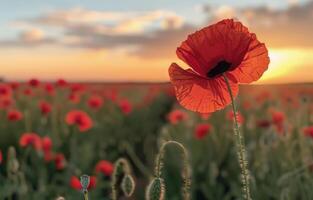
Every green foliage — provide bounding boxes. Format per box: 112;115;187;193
0;84;313;199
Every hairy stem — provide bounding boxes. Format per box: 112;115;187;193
223;74;251;200
83;191;89;200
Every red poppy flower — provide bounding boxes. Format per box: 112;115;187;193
118;99;132;115
0;84;12;98
167;109;188;124
44;151;54;162
39;101;52;116
271;111;285;125
169;19;269;113
7;110;23;122
256;119;271;128
29;78;40;87
88;176;97;189
70;84;85;93
70;176;82;190
0;98;13;109
42;136;52;152
54;153;66;170
95;160;114;176
303;126;313;138
65;110;93;132
68;93;80;104
9;82;19;90
70;176;96;190
23;88;33;96
227;111;244;125
0;150;2;164
19;133;42;150
194;123;212;140
104;89;118;102
271;110;285;134
56;79;68;87
87;95;103;110
44;83;55;96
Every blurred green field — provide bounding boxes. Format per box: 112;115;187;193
0;81;313;200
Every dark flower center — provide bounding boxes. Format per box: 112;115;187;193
206;60;232;78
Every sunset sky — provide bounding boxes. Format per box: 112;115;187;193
1;0;313;84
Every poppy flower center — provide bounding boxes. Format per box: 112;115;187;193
207;60;232;78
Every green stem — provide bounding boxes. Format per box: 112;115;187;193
223;74;251;200
122;142;152;178
83;191;89;200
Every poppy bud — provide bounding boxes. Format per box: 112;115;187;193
80;175;90;192
121;174;135;197
7;146;19;174
145;177;165;200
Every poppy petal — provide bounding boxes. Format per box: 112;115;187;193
229;34;270;83
169;63;239;113
176;19;254;77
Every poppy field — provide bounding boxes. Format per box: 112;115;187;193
0;79;313;200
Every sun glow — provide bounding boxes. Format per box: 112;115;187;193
258;48;313;84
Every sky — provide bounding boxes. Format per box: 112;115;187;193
0;0;313;84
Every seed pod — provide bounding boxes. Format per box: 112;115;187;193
80;175;90;191
121;174;135;197
7;146;19;174
145;177;165;200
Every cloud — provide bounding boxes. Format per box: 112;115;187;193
1;7;189;58
0;28;55;47
199;1;313;48
3;1;313;58
25;8;184;35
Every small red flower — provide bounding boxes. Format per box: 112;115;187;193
42;136;52;152
271;111;285;125
256;120;271;128
303;126;313;138
87;95;103;110
195;123;212;140
23;88;33;96
70;176;82;190
0;98;13;109
167;109;188;124
0;84;12;98
68;93;80;104
104;89;118;102
70;84;85;93
118;99;132;115
56;79;68;87
39;101;52;116
9;82;19;90
70;176;96;190
271;110;285;134
29;78;40;87
0;150;2;164
227;111;244;124
88;176;97;189
65;110;93;132
54;153;66;170
95;160;114;176
7;110;23;122
19;133;42;150
44;83;55;95
44;151;54;162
